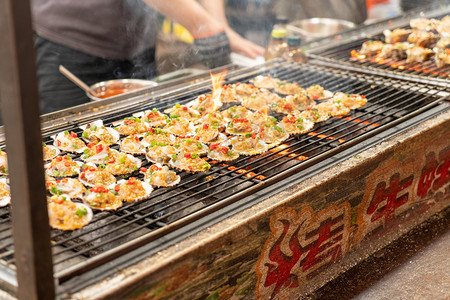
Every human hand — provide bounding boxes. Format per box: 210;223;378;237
225;28;265;59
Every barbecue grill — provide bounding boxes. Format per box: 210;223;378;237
0;3;450;300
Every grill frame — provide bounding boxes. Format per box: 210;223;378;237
0;60;448;295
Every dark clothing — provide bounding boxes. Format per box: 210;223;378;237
32;0;158;59
35;35;156;115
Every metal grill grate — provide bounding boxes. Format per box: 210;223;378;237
311;36;450;81
0;61;446;290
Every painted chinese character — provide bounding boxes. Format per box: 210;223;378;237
256;204;350;299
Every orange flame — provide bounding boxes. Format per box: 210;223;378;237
210;70;227;100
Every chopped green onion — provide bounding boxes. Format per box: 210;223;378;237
76;207;88;217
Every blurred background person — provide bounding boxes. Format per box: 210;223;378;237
32;0;264;115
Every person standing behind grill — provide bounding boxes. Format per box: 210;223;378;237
31;0;265;115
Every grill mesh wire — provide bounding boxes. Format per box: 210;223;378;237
0;61;445;285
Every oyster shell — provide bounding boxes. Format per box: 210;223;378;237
273;81;304;95
115;178;153;202
258;120;290;147
52;131;87;153
45;155;82;177
0;178;11;207
331;92;367;110
48;198;93;231
164;104;201;122
169;152;211;173
80;142;117;164
113;117;148;136
134;109;168;127
119;135;146;155
141;164;181;188
46;177;86;200
79;165;116;187
84;185;123;211
305;85;334;101
146;144;177;165
0;150;8;175
315;99;351;117
103;152;141;176
80;120;120;145
187;94;223;115
174;136;208;155
163;117;196;136
43;144;60;161
281;115;315;135
141;127;176;146
206;143;239;162
229;133;269;155
249;74;279;89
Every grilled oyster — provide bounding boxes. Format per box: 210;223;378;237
174;135;208;155
80;120;120;145
315;100;351;117
380;42;413;60
221;105;250;120
206;143;239;161
141;127;175;146
0;178;10;207
80;142;117;164
48;198;93;231
435;48;450;67
146;143;177;165
114;117;148;136
84;185;123;211
79;165;116;187
170;152;211;173
43;143;60;161
0;150;8;175
241;89;281;111
194;123;226;144
46;177;86;200
103;152;141;175
249;74;279;89
164;104;201;122
220;84;238;103
120;135;146;155
188;94;222;115
235;82;259;99
141;164;181;188
383;28;412;44
229;132;269;155
134;108;168;127
247;107;270;127
273;81;304;95
226;117;254;135
407;30;439;48
305;85;334;101
52;131;87;153
331;92;367;110
45;155;81;177
196;111;227;128
281;115;315;134
116;177;153;202
410;18;439;32
163;117;195;136
259;118;290;146
406;46;435;64
359;40;384;55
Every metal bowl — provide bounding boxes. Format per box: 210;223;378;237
88;79;158;101
287;18;356;40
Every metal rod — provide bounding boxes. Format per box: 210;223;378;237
0;0;55;299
